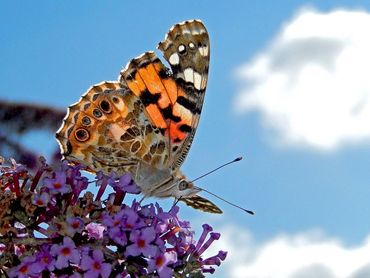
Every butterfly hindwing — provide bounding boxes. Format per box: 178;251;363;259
56;81;169;175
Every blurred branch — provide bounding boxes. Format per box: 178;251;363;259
0;99;65;134
0;134;39;168
0;100;65;167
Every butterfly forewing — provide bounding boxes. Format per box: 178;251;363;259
158;20;210;170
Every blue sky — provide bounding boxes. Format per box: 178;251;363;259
3;1;370;277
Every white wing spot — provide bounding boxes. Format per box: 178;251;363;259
184;68;194;83
178;44;186;53
169;53;180;65
194;71;202;90
201;76;208;89
199;45;209;57
189;42;195;49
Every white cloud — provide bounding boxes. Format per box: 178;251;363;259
206;226;370;278
235;7;370;150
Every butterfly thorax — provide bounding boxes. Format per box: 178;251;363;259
135;163;199;199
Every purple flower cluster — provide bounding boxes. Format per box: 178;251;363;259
0;157;227;277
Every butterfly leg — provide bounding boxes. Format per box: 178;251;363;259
139;195;147;204
172;197;181;208
134;162;141;181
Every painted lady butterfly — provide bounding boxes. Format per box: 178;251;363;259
56;20;222;213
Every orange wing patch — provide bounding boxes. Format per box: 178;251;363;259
138;63;172;109
169;103;193;142
145;104;167;129
154;62;178;104
120;52;195;145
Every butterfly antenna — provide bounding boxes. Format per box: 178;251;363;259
190;156;254;215
191;156;243;183
194;186;254;215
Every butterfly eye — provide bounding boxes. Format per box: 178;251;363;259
178;180;188;191
100;100;111;113
75;128;89;142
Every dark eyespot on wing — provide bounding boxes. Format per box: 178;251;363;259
82;116;91;126
75;128;89;142
100;100;111;113
93;108;103;118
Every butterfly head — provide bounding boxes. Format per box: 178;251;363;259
172;171;200;199
171;171;222;214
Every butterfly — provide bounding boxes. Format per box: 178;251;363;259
56;20;222;213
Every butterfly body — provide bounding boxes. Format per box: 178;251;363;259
56;20;222;213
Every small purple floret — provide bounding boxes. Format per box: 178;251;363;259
148;250;177;278
108;173;141;194
125;227;158;257
66;216;84;236
44;171;71;194
32;191;50;207
50;237;80;269
81;249;112;278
